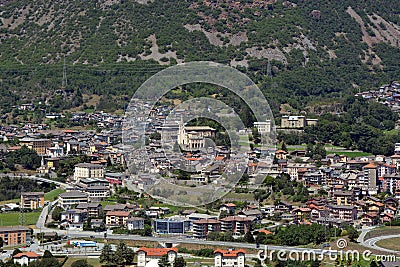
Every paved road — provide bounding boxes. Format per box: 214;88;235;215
357;226;400;254
361;234;400;255
34;227;331;255
36;200;58;229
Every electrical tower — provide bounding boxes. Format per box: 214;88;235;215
19;186;26;226
62;57;67;88
266;58;272;78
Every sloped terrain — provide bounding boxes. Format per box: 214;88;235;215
0;0;399;113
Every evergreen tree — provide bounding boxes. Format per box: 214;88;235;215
174;256;186;267
158;254;170;267
114;242;134;266
100;244;114;265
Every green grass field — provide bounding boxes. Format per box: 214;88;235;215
44;188;66;202
375;237;400;251
326;151;372;157
364;226;400;240
62;257;101;267
0;211;40;226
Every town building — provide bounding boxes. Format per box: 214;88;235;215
153;218;191;235
19;137;51;155
281;116;318;129
105;211;131;227
193;219;221;238
127;217;145;231
13;252;39;266
0;226;31;246
178;124;216;150
220;216;252;235
75;203;103;218
214;249;246;267
20;192;44;210
58;191;88;209
254;120;272;134
73;163;105;182
328;205;358;221
137;247;178;267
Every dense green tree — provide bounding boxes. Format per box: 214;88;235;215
71;259;93;267
51;206;64;222
174;256;186;267
100;244;114;265
114;242;134;266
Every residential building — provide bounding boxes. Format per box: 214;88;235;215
137;247;178;267
19;137;51;155
105;172;126;186
214;249;246;267
73;163;105;181
193;219;221;238
61;209;87;224
219;203;236;215
106;211;131;227
333;190;354;206
360;163;379;195
20;192;44;210
382;174;400;194
281;116;306;128
13;252;39;266
86;186;110;201
75;203;103;218
328;205;357;221
58;191;88;209
254;120;272;134
0;226;31;246
220;216;252;235
127;217;145;231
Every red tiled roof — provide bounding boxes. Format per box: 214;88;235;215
185;157;202;161
13;252;40;259
214;249;246;257
258;229;272;235
106;211;130;217
220;216;251;222
194;219;220;224
138;247;178;257
363;163;377;169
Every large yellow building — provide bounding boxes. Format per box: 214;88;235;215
281;116;318;129
178;124;216;150
19;137;51;155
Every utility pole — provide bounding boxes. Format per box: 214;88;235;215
19;186;26;226
62;57;67;88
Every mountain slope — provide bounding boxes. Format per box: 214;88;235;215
0;0;399;114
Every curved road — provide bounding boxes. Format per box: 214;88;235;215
357;227;400;254
361;235;400;255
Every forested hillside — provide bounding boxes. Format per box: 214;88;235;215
0;0;399;114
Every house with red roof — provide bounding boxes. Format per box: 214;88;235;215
214;249;246;267
137;247;178;267
13;252;40;266
220;203;237;215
